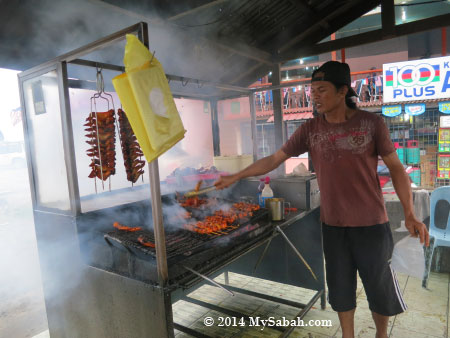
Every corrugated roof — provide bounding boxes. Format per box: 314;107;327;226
357;97;450;108
266;112;314;122
256;106;313;117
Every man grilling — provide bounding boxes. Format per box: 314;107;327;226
214;61;429;338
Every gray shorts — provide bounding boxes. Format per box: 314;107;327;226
322;222;407;316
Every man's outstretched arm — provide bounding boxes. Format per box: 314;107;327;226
214;149;290;190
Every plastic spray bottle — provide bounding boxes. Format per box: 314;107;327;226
257;178;265;206
260;176;273;207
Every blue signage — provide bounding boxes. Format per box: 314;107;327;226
383;56;450;103
405;104;426;116
439;102;450;114
382;105;402;117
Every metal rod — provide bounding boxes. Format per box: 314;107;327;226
250;79;311;93
253;237;272;274
216;283;307;309
180;232;275;289
210;99;220;157
20;22;147;78
173;323;212;338
279;290;323;338
276;226;318;281
249;92;258;163
58;62;81;215
224;271;229;285
183;266;234;296
184;186;216;197
185;297;285;333
165;74;250;93
272;63;285;152
70;59;125;72
69;58;249;93
149;159;169;285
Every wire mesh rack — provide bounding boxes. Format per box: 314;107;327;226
381;107;449;189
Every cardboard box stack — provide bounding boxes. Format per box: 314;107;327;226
420;146;437;189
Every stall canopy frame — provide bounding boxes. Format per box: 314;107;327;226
17;21;263;289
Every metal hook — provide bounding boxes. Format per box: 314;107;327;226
95;64;105;94
150;50;156;64
181;78;189;87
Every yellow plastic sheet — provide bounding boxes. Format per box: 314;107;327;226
112;34;186;163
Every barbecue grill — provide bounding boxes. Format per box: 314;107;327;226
79;196;272;285
19;23;325;338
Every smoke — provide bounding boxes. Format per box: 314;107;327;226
1;0;255;86
0;1;265;335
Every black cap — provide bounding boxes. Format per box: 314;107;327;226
311;61;357;97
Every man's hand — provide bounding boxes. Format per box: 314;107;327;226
405;214;430;247
382;151;430;247
214;174;239;190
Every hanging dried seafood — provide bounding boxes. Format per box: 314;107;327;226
85;109;116;182
117;108;145;183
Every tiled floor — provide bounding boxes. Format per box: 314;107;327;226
170;271;449;338
32;271;449;338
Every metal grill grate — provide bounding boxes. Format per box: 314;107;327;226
105;229;209;258
104;208;269;259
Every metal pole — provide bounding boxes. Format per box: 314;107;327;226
272;63;285;176
276;226;317;281
210;99;220;157
141;22;174;338
148;159;169;286
272;63;285;150
138;21;169;287
58;62;81;216
249;93;258;163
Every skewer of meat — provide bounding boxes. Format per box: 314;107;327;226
113;221;142;232
85;110;116;189
117;109;145;184
182;202;260;235
137;235;155;248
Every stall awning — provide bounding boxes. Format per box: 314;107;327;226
266;112;313;122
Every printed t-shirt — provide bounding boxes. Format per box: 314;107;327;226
281;110;395;226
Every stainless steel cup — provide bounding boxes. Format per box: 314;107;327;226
265;198;291;221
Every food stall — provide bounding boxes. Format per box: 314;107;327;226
18;22;324;338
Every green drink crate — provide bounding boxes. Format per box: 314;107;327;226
408;168;421;186
394;143;406;164
406;140;420;164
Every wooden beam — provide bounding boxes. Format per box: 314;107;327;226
381;0;395;37
286;0;329;29
278;12;450;62
214;38;273;65
442;27;447;56
87;0;163;24
230;62;263;84
277;0;362;54
168;0;229;21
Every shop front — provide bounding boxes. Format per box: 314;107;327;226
379;56;450;189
